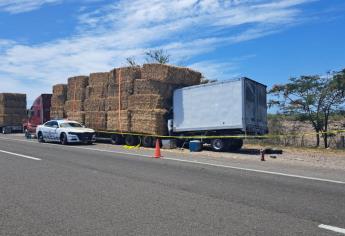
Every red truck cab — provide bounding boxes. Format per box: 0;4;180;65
23;94;52;135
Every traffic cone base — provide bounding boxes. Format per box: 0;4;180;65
154;139;161;158
260;149;265;161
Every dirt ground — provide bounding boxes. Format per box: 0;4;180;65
150;143;345;171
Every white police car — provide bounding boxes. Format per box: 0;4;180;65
36;120;96;145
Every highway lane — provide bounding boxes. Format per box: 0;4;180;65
0;137;344;235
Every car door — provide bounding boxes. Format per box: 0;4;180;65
49;121;60;142
42;121;53;141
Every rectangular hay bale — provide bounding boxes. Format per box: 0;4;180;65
85;111;107;130
141;64;201;86
66;111;85;124
131;109;168;135
65;100;84;112
128;94;171;110
106;110;131;131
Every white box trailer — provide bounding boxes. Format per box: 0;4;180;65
172;77;268;151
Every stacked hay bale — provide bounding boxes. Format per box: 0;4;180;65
0;93;27;127
129;64;202;135
60;64;201;136
84;72;110;130
50;84;67;119
106;67;141;132
65;76;89;123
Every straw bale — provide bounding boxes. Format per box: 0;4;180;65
85;111;107;130
0;114;26;126
0;107;27;115
84;99;106;111
65;100;84;112
109;66;141;84
107;81;135;97
133;79;179;98
141;64;201;86
52;84;67;96
105;96;129;111
85;85;108;99
50;110;65;119
51;96;66;107
131;109;168;135
107;110;131;131
0;93;26;108
67;76;89;100
89;72;110;87
128;94;171;110
66;111;85;124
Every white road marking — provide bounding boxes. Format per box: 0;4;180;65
319;224;345;234
162;157;345;185
0;136;344;184
0;149;41;161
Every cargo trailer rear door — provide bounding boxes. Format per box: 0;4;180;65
173;79;244;132
243;78;267;134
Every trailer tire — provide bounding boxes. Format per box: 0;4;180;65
227;139;243;151
125;135;139;146
210;139;227;152
142;136;154;147
60;133;68;145
111;134;124;145
37;132;45;143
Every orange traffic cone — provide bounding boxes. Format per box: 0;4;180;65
154;139;161;158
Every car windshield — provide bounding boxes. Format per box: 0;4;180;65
60;122;83;128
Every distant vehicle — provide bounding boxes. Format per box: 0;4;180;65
36;120;96;145
23;94;52;137
0;93;27;134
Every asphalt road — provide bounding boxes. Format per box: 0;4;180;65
0;136;344;235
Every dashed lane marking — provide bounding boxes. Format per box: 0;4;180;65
0;149;41;161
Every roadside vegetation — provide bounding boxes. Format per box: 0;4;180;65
267;69;345;149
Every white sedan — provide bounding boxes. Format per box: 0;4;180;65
36;120;96;145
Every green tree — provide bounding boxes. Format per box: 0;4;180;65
145;49;170;64
269;69;345;148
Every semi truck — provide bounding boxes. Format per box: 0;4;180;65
100;77;268;152
23;94;52;136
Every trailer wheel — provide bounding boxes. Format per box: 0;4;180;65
227;139;243;151
60;133;68;145
37;132;45;143
125;135;139;146
210;139;227;152
111;134;124;145
142;136;154;147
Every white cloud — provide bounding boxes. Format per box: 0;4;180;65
0;0;61;14
0;0;316;104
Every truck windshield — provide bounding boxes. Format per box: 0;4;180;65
60;122;83;128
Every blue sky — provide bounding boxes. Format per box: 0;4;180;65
0;0;344;108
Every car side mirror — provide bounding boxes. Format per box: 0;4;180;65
52;125;58;128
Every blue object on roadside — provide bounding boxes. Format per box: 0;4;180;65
189;140;202;152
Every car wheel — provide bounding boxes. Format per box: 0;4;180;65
60;133;68;145
37;132;45;143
